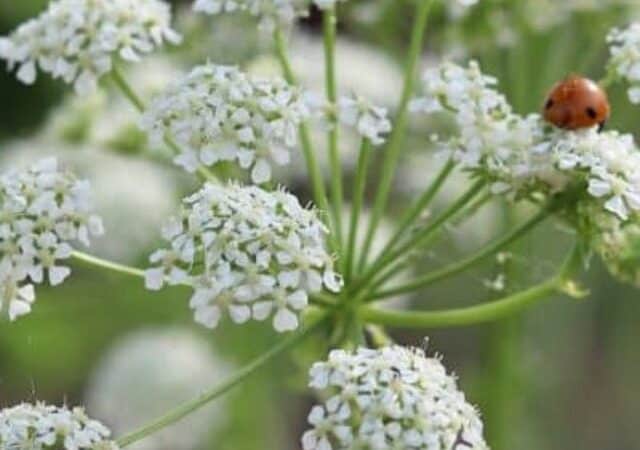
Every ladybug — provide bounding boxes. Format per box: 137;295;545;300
543;75;610;131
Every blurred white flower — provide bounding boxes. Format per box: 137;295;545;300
250;32;404;109
303;345;489;450
0;157;104;321
86;327;232;450
141;64;311;184
608;22;640;104
146;183;342;332
193;0;310;31
0;402;117;449
337;94;392;145
0;0;181;94
592;219;640;287
446;0;480;20
1;140;179;264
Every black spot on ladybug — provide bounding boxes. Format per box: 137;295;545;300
586;107;597;119
545;99;554;110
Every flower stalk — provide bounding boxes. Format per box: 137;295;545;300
357;0;435;272
358;242;583;329
323;7;345;253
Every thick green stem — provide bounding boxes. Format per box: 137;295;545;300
359;243;582;329
377;158;455;260
323;8;344;253
345;139;372;280
357;0;434;271
368;205;552;301
71;251;146;279
273;28;335;250
352;179;484;295
116;314;328;447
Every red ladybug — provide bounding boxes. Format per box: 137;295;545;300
543;75;610;130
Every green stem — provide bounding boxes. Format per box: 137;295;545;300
361;191;494;298
116;314;328;447
71;251;146;279
368;205;552;301
357;0;434;272
359;243;582;329
273;28;334;249
353;179;484;296
323;8;344;253
110;66;218;183
378;158;455;260
345;139;372;280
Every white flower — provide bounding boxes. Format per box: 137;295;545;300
303;345;489;450
86;328;232;450
0;0;181;94
193;0;310;31
0;157;104;321
337;94;391;145
607;22;640;104
141;64;311;184
146;183;342;333
0;403;118;450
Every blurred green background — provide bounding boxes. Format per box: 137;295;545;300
1;1;639;449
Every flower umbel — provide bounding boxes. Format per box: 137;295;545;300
146;183;342;332
302;345;488;450
0;403;118;450
0;158;104;321
0;0;181;94
140;64;312;184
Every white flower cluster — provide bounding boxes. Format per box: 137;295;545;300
411;61;640;228
607;22;640;104
302;345;488;450
542;129;640;221
141;64;311;184
0;403;118;450
0;158;104;321
0;0;181;94
410;61;544;187
337;94;392;145
146;183;341;332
